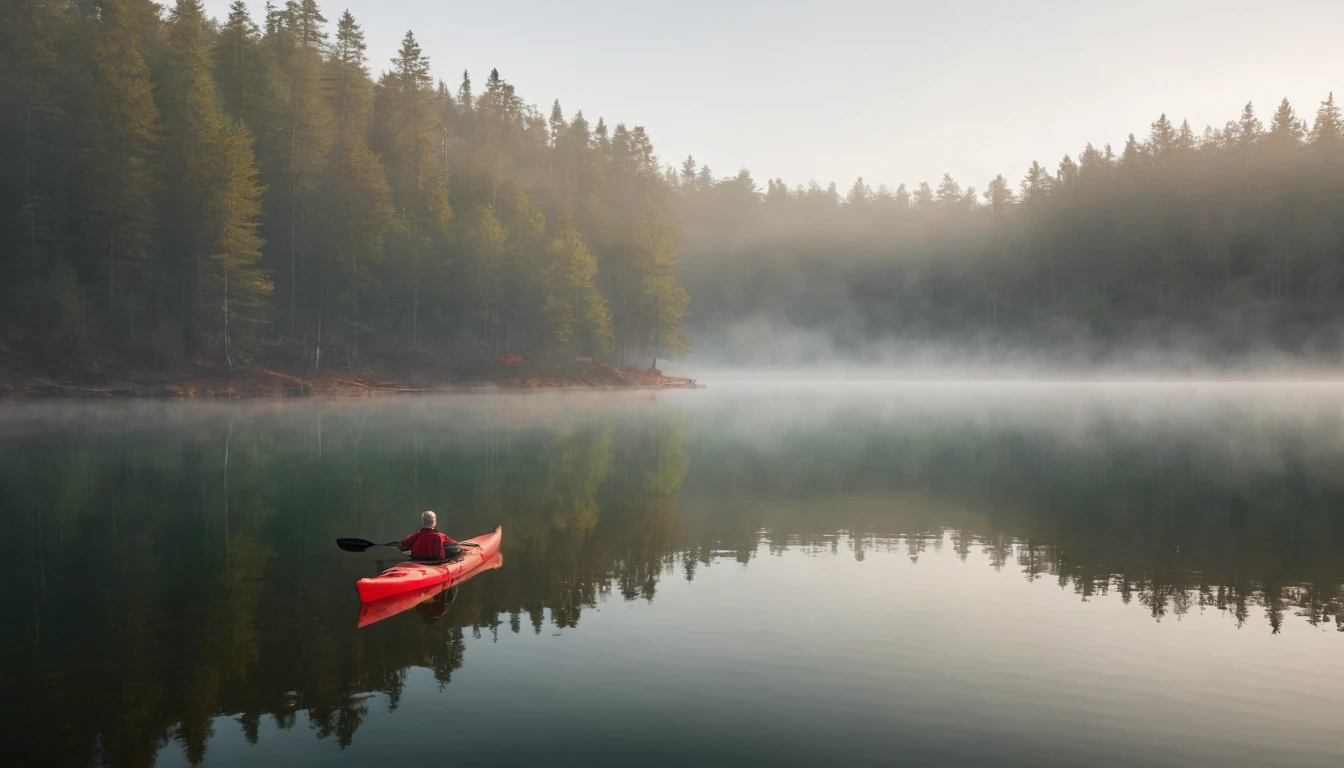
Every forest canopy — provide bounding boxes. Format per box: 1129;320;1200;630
674;97;1344;370
5;0;1344;375
0;0;688;373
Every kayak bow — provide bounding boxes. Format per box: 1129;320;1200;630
355;526;502;603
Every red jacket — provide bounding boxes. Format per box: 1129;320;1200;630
401;528;458;560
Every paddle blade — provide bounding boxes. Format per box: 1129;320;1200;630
336;538;379;552
337;538;402;553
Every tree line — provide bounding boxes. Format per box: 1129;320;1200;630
10;1;1344;374
0;0;689;372
674;95;1344;368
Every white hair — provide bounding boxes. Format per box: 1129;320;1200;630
421;510;436;528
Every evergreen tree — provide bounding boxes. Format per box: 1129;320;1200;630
457;69;472;112
680;155;697;188
0;0;77;323
1175;119;1196;153
328;10;370;133
295;0;327;48
913;181;934;209
847;177;871;207
214;1;260;121
549;99;565;145
257;0;332;338
983;174;1015;217
936;173;962;207
1019;161;1050;202
314;9;390;367
1149;113;1176;156
82;0;162;331
374;30;451;348
161;0;234;351
200;121;271;366
1118;133;1146;172
1268;98;1304;147
1309;92;1342;147
542;227;612;359
1055;155;1079;188
1236;101;1263;147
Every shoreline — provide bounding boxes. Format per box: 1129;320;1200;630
0;359;699;401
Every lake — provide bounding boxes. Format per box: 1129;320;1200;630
4;382;1343;767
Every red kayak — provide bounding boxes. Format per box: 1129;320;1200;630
356;526;503;602
357;553;503;628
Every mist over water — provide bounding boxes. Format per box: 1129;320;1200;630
4;384;1343;767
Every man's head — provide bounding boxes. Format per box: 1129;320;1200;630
422;510;436;529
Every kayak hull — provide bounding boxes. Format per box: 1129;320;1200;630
357;553;503;627
355;526;502;602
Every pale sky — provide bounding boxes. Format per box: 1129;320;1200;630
206;0;1344;193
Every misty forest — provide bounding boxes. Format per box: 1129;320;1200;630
6;0;1344;374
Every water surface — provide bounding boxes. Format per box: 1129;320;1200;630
4;383;1343;766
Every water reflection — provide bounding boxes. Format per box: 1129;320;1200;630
2;388;1342;766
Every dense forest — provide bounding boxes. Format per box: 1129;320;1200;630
676;95;1344;368
0;0;688;375
7;2;1344;378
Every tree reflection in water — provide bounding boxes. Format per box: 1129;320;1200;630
2;391;1342;766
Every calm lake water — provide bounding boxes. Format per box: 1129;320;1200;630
4;382;1343;767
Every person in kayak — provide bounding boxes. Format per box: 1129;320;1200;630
401;511;462;560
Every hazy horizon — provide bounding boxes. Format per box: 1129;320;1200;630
204;0;1344;190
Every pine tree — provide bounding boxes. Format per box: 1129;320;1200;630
1055;154;1079;188
936;173;962;207
1268;98;1304;147
893;183;911;209
160;0;227;349
913;181;934;209
0;0;76;322
549;99;565;146
315;10;390;366
1309;92;1342;147
328;10;370;134
983;174;1016;217
463;204;505;351
680;155;697;188
593;117;610;156
375;30;451;348
294;0;327;49
83;0;161;330
1020;161;1051;202
695;164;713;191
1118;133;1146;172
254;0;333;339
542;227;612;359
1236;101;1263;147
1149;114;1176;156
200;121;271;366
1175;119;1196;153
214;1;260;121
847;177;871;207
457;70;472;112
315;136;392;366
636;215;690;367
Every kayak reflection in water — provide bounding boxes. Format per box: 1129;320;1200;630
400;510;461;560
416;586;459;625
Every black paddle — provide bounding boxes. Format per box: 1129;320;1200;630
336;538;480;553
